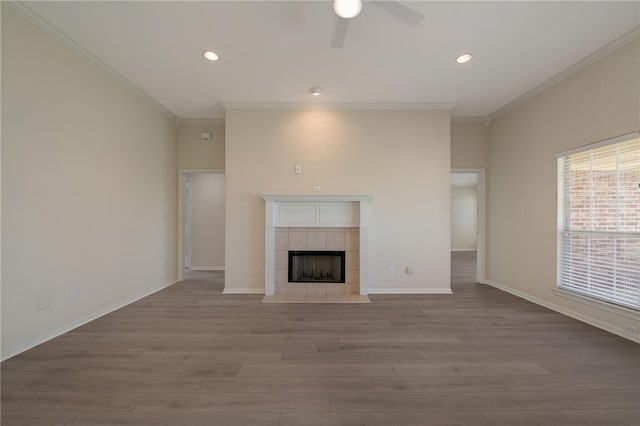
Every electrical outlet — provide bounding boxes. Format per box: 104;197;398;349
313;185;321;192
388;266;395;274
70;288;78;300
251;266;258;275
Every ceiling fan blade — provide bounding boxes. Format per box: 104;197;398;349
370;1;425;27
330;17;349;48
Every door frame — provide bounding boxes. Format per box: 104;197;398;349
177;168;225;282
451;168;486;283
184;176;192;270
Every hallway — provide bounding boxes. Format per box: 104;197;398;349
452;250;477;284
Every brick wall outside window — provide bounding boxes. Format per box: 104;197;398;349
558;135;640;309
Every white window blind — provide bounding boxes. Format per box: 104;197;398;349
557;132;640;310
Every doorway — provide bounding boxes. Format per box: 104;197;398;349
184;176;192;270
178;169;225;282
450;170;485;284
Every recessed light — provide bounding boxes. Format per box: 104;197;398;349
456;53;473;64
310;87;322;96
333;0;362;19
203;51;219;61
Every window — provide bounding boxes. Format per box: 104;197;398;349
557;132;640;310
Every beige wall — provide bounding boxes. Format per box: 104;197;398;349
488;38;640;341
189;173;225;269
451;185;478;251
451;122;489;169
225;108;451;293
1;6;178;358
178;123;225;169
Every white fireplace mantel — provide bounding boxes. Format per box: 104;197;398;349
262;194;372;296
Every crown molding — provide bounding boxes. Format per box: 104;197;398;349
489;26;640;122
450;116;488;124
175;118;225;127
6;1;177;121
221;101;454;112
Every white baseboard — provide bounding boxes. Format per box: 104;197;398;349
482;280;640;343
222;287;265;294
451;249;477;252
367;288;453;294
189;266;225;271
1;281;177;361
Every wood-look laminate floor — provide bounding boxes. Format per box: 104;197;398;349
451;251;477;284
2;259;639;426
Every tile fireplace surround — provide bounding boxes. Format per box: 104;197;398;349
262;194;372;303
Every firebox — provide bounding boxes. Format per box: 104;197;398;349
288;251;346;283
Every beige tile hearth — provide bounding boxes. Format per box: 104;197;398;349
263;283;369;304
262;294;370;304
307;283;327;299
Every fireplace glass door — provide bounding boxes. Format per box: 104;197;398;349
288;251;346;283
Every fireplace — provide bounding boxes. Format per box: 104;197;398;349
261;194;372;296
288;251;346;283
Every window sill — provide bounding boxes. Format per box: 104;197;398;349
554;288;640;320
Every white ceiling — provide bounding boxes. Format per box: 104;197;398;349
21;1;640;120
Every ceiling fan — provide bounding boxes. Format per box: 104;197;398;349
331;0;425;48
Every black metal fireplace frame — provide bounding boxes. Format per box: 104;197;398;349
288;250;346;283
